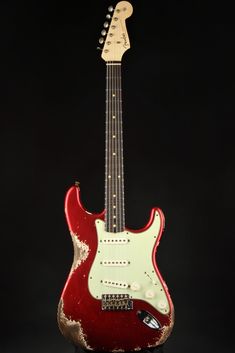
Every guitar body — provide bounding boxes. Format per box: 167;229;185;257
58;186;174;352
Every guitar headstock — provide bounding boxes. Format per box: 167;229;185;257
98;1;133;62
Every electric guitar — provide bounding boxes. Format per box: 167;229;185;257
57;2;174;351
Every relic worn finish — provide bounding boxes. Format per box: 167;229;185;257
58;2;174;350
57;186;174;351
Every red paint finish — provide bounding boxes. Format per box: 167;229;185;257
59;186;174;351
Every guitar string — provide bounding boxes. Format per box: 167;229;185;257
116;63;121;232
107;63;112;231
111;62;114;232
115;62;119;277
112;62;115;232
110;62;113;232
117;63;122;232
105;63;108;229
111;62;119;278
113;65;117;232
108;62;111;232
119;63;125;231
115;63;119;232
116;63;120;232
108;63;109;231
106;63;109;231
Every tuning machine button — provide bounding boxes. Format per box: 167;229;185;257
106;14;111;19
108;5;114;12
101;29;107;36
99;37;104;44
103;21;109;28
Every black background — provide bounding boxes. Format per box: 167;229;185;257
1;1;235;353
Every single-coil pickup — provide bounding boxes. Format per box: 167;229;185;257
101;238;128;244
101;260;129;267
103;279;128;289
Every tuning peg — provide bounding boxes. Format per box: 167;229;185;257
106;14;111;19
108;5;114;12
101;29;107;36
103;21;109;28
97;46;102;51
99;37;104;44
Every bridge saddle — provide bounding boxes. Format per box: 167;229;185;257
101;294;133;311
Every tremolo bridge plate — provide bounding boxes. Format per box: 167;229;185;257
101;294;133;311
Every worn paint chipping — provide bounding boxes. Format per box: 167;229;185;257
159;308;175;344
58;299;93;350
147;310;175;348
70;232;90;271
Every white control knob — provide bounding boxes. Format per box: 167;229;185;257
145;290;155;299
158;300;167;309
131;282;141;291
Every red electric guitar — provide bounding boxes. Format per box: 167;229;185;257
57;1;174;351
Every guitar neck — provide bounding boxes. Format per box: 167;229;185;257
105;62;125;233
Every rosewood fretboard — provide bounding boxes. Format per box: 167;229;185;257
105;62;125;233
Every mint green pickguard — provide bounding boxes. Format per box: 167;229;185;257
88;210;170;314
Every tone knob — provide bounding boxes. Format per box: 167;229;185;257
158;300;167;309
145;290;155;299
130;282;141;291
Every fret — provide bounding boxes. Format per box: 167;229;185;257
105;62;125;233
